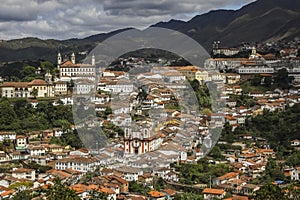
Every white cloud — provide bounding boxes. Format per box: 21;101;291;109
0;0;255;40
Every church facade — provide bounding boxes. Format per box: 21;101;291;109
57;52;96;82
123;126;163;155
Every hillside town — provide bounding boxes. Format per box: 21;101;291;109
0;39;299;200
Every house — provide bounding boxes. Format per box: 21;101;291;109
10;151;28;161
226;98;237;107
153;167;171;179
225;115;237;126
240;184;260;196
205;58;248;70
0;189;14;199
55;156;99;172
148;190;166;200
291;167;300;181
15;135;27;150
107;113;132;128
105;79;134;93
28;145;46;156
47;169;72;180
0;132;16;141
225;73;241;84
249;91;264;98
74;78;95;94
163;188;177;199
0;79;54;98
138;173;153;185
27;131;40;140
54;80;68;96
258;149;275;158
98;186;117;200
233;86;242;95
11;168;35;180
291;139;300;147
69;184;90;199
162;71;186;82
195;70;211;83
103;175;129;193
70;148;90;157
237;66;274;74
203;188;226;199
115;167;143;182
224;195;248;200
213;172;239;185
53;128;64;137
165;171;179;182
0;151;10;162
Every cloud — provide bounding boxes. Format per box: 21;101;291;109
0;0;255;40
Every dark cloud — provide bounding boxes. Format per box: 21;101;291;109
0;0;255;40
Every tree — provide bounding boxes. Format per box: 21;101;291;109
154;177;166;190
174;192;204;200
129;181;151;195
30;88;38;99
11;190;34;200
274;68;293;89
0;99;18;130
208;145;224;160
251;75;261;86
40;61;54;73
21;65;36;77
9;181;33;191
220;122;235;143
89;189;108;200
40;178;80;200
253;184;287;200
263;76;273;87
265;158;285;182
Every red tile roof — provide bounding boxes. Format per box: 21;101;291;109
203;188;225;195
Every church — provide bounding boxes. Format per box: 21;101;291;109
123;125;164;155
57;52;96;82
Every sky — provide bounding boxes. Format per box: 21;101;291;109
0;0;256;40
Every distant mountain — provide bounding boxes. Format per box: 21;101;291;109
0;28;134;63
152;0;300;50
0;0;299;64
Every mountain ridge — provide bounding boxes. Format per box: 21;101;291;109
0;0;299;63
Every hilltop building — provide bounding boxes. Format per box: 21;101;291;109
57;52;96;81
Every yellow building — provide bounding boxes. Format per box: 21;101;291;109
0;79;54;98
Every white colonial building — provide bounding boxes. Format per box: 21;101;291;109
0;79;54;98
237;66;274;74
11;168;36;181
57;52;96;81
55;156;99;172
0;132;16;141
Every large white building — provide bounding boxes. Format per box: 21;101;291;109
55;156;99;172
237;66;274;74
57;52;96;81
11;168;35;181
